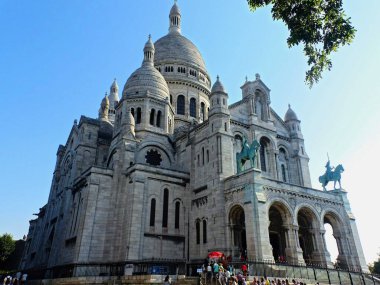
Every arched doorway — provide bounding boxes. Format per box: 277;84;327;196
297;207;319;264
229;205;247;259
268;203;291;262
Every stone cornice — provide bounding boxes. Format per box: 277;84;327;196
263;185;344;207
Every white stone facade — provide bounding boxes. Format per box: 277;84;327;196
20;2;368;277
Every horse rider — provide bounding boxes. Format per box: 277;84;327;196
242;136;250;152
325;160;335;180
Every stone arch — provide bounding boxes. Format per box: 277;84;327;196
267;199;293;262
322;209;347;267
229;204;247;259
296;206;321;264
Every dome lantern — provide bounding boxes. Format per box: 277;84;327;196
169;1;181;34
143;35;155;66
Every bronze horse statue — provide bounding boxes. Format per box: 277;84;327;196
236;138;260;174
319;164;344;191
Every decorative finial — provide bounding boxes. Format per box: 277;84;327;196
245;76;248;82
288;104;291;109
174;0;177;3
255;73;260;80
105;92;108;97
148;34;151;40
217;75;220;81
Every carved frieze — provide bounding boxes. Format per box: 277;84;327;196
192;196;208;208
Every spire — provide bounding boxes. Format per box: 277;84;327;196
169;1;181;34
143;34;155;66
110;78;119;93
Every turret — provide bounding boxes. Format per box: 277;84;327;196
143;35;155;66
284;104;311;187
169;1;181;34
108;79;119;123
209;76;230;133
98;93;110;122
209;76;230;116
284;104;303;139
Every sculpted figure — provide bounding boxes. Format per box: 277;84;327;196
319;160;344;191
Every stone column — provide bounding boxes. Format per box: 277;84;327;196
284;224;304;265
164;100;169;133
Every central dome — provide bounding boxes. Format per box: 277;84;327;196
154;33;207;72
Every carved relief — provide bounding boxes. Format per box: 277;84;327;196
192;196;208;208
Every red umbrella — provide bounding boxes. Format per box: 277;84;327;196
207;251;224;259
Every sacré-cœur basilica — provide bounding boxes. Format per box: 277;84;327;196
20;1;368;280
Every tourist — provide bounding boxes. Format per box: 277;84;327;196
20;273;27;285
213;262;220;281
163;275;171;285
225;269;231;285
241;264;248;276
206;263;212;285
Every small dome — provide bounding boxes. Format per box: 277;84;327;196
123;37;170;99
170;2;180;15
211;76;226;94
284;104;299;122
144;34;154;51
123;65;169;99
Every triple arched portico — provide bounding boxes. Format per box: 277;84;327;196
225;197;360;270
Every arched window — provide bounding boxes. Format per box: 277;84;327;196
196;220;200;244
200;102;205;121
177;95;185;115
162;189;169;228
203;220;207;243
156;110;162;127
150;199;156;227
190;98;196;118
260;137;270;172
150;109;155;125
131;108;135;118
137;107;141;124
175;201;180;229
281;164;287;182
170;94;173;105
279;148;288;182
202;147;205;165
207;150;209;163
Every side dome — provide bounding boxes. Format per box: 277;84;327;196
284;104;299;122
211;76;226;94
123;36;170;99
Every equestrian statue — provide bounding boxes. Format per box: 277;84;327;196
319;159;345;191
236;136;260;174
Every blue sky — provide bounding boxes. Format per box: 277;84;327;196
0;1;379;264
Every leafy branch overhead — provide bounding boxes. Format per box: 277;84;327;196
247;0;356;87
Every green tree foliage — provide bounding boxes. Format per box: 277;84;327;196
247;0;356;87
0;234;16;263
370;253;380;275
